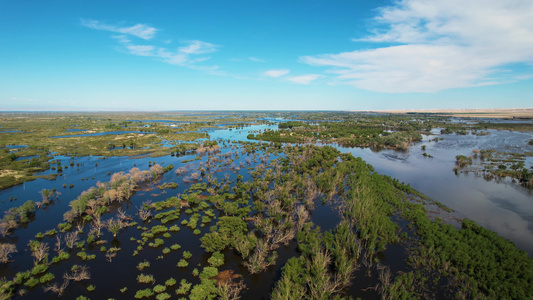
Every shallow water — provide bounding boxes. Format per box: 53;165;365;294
337;130;533;255
206;124;533;255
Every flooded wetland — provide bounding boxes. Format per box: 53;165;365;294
1;111;532;299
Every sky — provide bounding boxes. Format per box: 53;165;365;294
1;0;533;111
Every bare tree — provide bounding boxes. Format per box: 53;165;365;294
0;243;17;264
138;206;152;222
294;205;310;232
64;265;90;281
76;220;85;233
117;208;132;223
106;218;123;238
105;252;117;262
0;220;17;237
64;232;79;249
243;239;278;274
90;214;104;237
43;279;69;297
216;278;246;300
86;199;98;215
54;235;63;254
31;242;49;264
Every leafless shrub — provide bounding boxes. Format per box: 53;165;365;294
105;252;117;262
64;265;90;281
117;208;132;222
90;215;104;237
86;199;98;215
62;210;77;223
76;220;86;233
243;239;277;274
175;167;188;176
0;243;17;264
31;242;49;264
106;218;124;238
150;164;164;177
64;231;79;249
190;172;200;181
138;206;152;222
295;206;310;232
0;220;16;237
43;279;69;297
54;235;63;254
216;278;246;300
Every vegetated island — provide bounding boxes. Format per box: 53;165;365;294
0;111;532;300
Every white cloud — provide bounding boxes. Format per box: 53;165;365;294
287;74;321;84
302;0;533;93
84;19;220;71
264;69;290;77
81;19;157;40
249;57;265;63
178;40;219;54
125;45;155;56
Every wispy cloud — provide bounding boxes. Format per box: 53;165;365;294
126;45;155;56
178;40;219;54
249;57;265;63
287;74;321;84
84;19;220;71
81;19;157;40
264;69;290;77
301;0;533;93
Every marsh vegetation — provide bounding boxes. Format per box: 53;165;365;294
1;111;532;299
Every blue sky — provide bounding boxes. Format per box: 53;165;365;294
1;0;532;111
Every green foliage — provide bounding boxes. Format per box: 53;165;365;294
189;279;217;300
200;216;248;252
31;264;49;275
156;292;171;300
170;244;181;251
176;279;192;295
137;260;150;271
44;229;58;236
207;252;224;267
135;288;154;299
24;277;39;288
182;251;192;259
177;259;189;268
153;284;166;293
137;273;155;284
39;272;54;284
13;271;31;285
165;278;176;287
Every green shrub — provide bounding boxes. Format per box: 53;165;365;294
176;259;189;268
135;288;154;299
137;260;151;271
165;278;176;287
39;273;54;284
176;279;192;295
31;264;49;275
156;292;171;300
24;277;39;288
137;273;155;284
153;284;166;293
